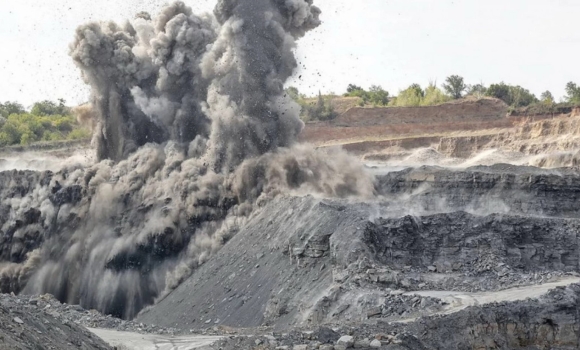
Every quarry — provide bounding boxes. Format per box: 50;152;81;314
2;1;580;350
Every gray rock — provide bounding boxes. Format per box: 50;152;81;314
367;308;382;318
337;335;354;348
354;339;371;348
315;327;340;344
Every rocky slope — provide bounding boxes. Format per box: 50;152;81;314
376;164;580;217
137;162;580;330
304;94;580;168
0;293;111;350
437;108;580;157
4;159;580;349
363;107;580;168
211;282;580;349
301;98;512;148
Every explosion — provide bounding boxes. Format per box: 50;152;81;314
0;0;372;319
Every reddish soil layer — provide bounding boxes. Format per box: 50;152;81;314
299;98;564;154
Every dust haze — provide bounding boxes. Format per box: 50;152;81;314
0;0;373;319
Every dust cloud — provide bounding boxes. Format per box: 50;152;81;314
0;0;374;319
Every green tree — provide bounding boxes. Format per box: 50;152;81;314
442;75;467;99
0;120;23;145
485;82;537;107
486;82;511;104
31;99;70;116
346;84;363;94
390;84;424;107
0;101;26;118
285;86;302;101
368;85;389;106
466;84;487;98
408;84;425;98
344;86;370;105
509;86;538;107
0;111;89;147
422;83;451;106
306;91;336;121
540;91;554;105
565;82;580;104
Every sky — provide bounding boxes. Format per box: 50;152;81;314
1;0;579;107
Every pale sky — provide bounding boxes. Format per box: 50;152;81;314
1;0;579;107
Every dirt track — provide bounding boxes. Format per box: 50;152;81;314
88;329;222;350
402;276;580;321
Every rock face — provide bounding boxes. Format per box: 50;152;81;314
0;142;372;320
210;283;580;349
137;194;580;329
437;108;580;159
376;164;580;217
300;98;511;147
135;162;580;350
5;161;580;349
367;212;580;274
391;283;580;349
137;196;367;329
0;156;241;319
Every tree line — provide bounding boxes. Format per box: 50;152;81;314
287;76;580;121
346;76;580;108
0;100;90;146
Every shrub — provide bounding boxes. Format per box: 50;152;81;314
390;84;424;107
486;82;538;107
422;84;451;106
0;112;88;147
67;128;92;140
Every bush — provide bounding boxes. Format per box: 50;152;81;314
55;119;73;133
0;112;88;147
466;84;487;98
422;84;451;106
344;84;389;106
0;102;25;118
305;93;337;121
486;82;538;107
31;99;70;116
67;128;92;140
285;87;339;121
390;84;424;107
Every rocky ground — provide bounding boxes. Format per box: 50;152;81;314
4;279;579;349
0;293;184;336
133;163;580;349
0;293;111;350
207;282;580;349
4;160;580;349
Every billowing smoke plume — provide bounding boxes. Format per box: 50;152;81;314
0;0;373;319
70;0;320;169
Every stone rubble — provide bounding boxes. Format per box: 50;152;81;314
0;292;111;350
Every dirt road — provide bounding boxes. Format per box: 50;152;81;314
88;328;222;350
401;276;580;321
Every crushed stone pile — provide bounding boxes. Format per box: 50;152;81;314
0;293;111;350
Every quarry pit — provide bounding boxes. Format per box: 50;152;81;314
2;1;580;350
